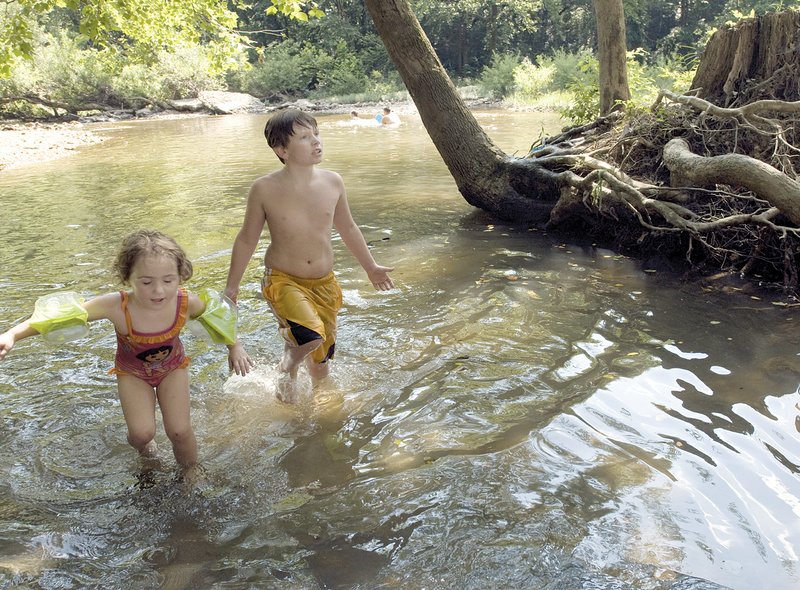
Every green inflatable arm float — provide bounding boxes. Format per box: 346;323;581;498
187;288;238;346
29;292;90;344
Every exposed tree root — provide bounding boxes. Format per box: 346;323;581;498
528;91;800;296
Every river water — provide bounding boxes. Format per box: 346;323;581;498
0;110;798;589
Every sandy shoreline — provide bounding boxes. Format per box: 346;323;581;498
0;121;110;170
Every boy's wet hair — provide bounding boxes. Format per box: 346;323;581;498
264;109;318;160
114;229;193;284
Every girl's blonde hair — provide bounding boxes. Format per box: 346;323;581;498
113;230;193;284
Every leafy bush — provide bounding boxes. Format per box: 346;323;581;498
541;48;593;91
1;24;234;113
558;48;698;126
512;57;555;99
112;64;165;103
478;52;521;98
242;41;315;98
644;52;697;95
153;45;225;99
559;54;599;125
3;31;112;108
313;46;370;96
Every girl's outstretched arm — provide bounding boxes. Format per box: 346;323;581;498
0;320;39;360
81;292;123;324
0;292;121;361
186;291;206;319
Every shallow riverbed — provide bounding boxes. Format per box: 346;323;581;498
0;110;798;589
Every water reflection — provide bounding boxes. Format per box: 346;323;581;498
0;111;798;589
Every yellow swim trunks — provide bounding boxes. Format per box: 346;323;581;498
261;268;343;364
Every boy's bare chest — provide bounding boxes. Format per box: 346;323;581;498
267;190;337;223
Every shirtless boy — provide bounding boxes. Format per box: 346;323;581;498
224;109;394;401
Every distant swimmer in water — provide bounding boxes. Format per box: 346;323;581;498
380;107;400;126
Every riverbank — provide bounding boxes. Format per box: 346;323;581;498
0;121;108;171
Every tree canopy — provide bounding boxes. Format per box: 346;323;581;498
2;0;793;79
0;0;243;76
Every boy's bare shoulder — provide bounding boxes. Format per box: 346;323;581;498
316;167;344;185
250;170;283;196
252;169;283;186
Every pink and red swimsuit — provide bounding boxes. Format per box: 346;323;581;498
109;289;190;387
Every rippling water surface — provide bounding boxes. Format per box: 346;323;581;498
0;109;798;589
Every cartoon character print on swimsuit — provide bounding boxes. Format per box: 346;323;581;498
135;345;175;381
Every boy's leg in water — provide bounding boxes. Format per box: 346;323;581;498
277;339;322;403
306;356;330;381
156;367;198;468
117;375;159;459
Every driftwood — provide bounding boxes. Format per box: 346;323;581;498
0;93;173;117
0;94;111;116
521;10;800;295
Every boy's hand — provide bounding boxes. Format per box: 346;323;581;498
227;340;255;376
0;332;15;360
367;265;395;291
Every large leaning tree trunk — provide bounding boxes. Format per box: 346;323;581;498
593;0;630;114
365;0;562;223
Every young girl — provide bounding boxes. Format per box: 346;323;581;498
0;230;210;470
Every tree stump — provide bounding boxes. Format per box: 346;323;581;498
692;10;800;106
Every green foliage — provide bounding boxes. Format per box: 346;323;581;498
112;46;225;102
265;0;324;21
365;70;405;96
0;6;36;78
1;0;243;79
0;0;752;118
558;47;700;126
0;27;228;112
413;0;542;75
242;38;390;100
478;52;521;99
313;50;370;96
1;31;112;107
152;46;226;99
112;64;165;103
641;52;697;96
511;58;555;99
541;49;594;91
623;47;655;103
242;41;315;97
559;54;599;125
